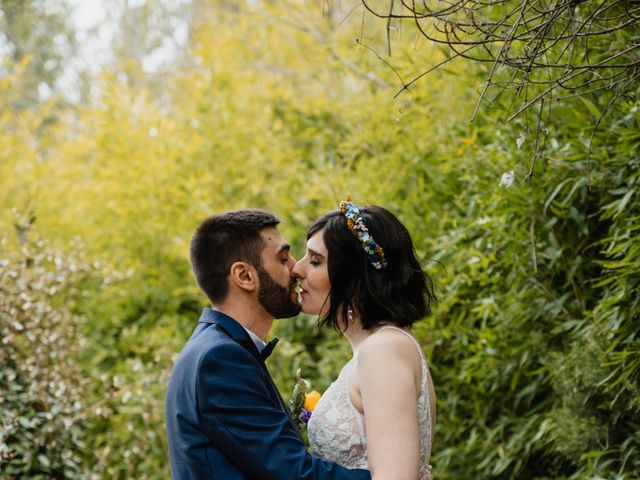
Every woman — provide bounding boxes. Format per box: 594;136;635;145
293;197;437;479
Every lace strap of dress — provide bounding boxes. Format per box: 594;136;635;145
376;325;426;362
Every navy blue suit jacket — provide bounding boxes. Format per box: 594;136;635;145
166;308;371;479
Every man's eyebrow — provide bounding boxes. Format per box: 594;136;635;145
308;248;325;258
277;244;291;255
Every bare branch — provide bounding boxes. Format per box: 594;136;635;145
361;0;639;119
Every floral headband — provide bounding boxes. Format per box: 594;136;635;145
339;195;388;269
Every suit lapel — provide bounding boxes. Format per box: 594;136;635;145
199;308;263;363
198;309;299;431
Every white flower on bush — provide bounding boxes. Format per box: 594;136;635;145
500;170;515;188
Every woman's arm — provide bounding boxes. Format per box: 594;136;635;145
355;330;424;480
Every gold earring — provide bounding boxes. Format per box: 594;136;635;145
347;307;354;322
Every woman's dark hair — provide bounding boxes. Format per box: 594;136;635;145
308;205;436;331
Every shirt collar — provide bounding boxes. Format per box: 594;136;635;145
241;324;267;353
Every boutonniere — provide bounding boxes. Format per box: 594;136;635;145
289;369;321;427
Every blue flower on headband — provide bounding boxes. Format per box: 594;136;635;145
339;195;388;269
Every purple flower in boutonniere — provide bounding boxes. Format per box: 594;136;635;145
299;408;312;424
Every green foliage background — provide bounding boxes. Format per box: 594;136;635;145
1;1;638;479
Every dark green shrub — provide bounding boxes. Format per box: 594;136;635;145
419;96;640;479
0;228;101;478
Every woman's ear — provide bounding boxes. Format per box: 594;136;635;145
229;261;258;293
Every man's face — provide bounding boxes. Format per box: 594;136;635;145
256;227;301;319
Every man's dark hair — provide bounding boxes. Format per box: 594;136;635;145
307;205;436;331
190;209;280;304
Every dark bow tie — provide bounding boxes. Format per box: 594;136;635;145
260;337;279;360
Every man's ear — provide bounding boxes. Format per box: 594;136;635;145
229;261;258;293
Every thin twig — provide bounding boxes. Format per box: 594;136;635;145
357;39;406;86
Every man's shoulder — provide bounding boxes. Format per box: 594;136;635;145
180;322;232;354
177;322;255;368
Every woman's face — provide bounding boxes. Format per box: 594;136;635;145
292;230;331;316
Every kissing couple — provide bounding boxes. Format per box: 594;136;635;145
166;197;437;479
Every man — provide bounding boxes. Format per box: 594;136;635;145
165;209;370;479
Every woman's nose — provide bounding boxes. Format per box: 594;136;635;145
291;260;303;278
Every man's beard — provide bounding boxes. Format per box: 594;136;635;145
256;266;301;319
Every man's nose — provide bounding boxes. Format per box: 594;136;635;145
288;255;298;274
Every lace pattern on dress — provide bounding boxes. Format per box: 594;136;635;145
307;326;433;474
308;359;369;469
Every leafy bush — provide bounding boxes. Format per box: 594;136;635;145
419;96;640;479
0;221;97;478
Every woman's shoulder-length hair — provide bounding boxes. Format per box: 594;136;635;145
308;205;436;331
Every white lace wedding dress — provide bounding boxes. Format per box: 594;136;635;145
308;326;433;476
